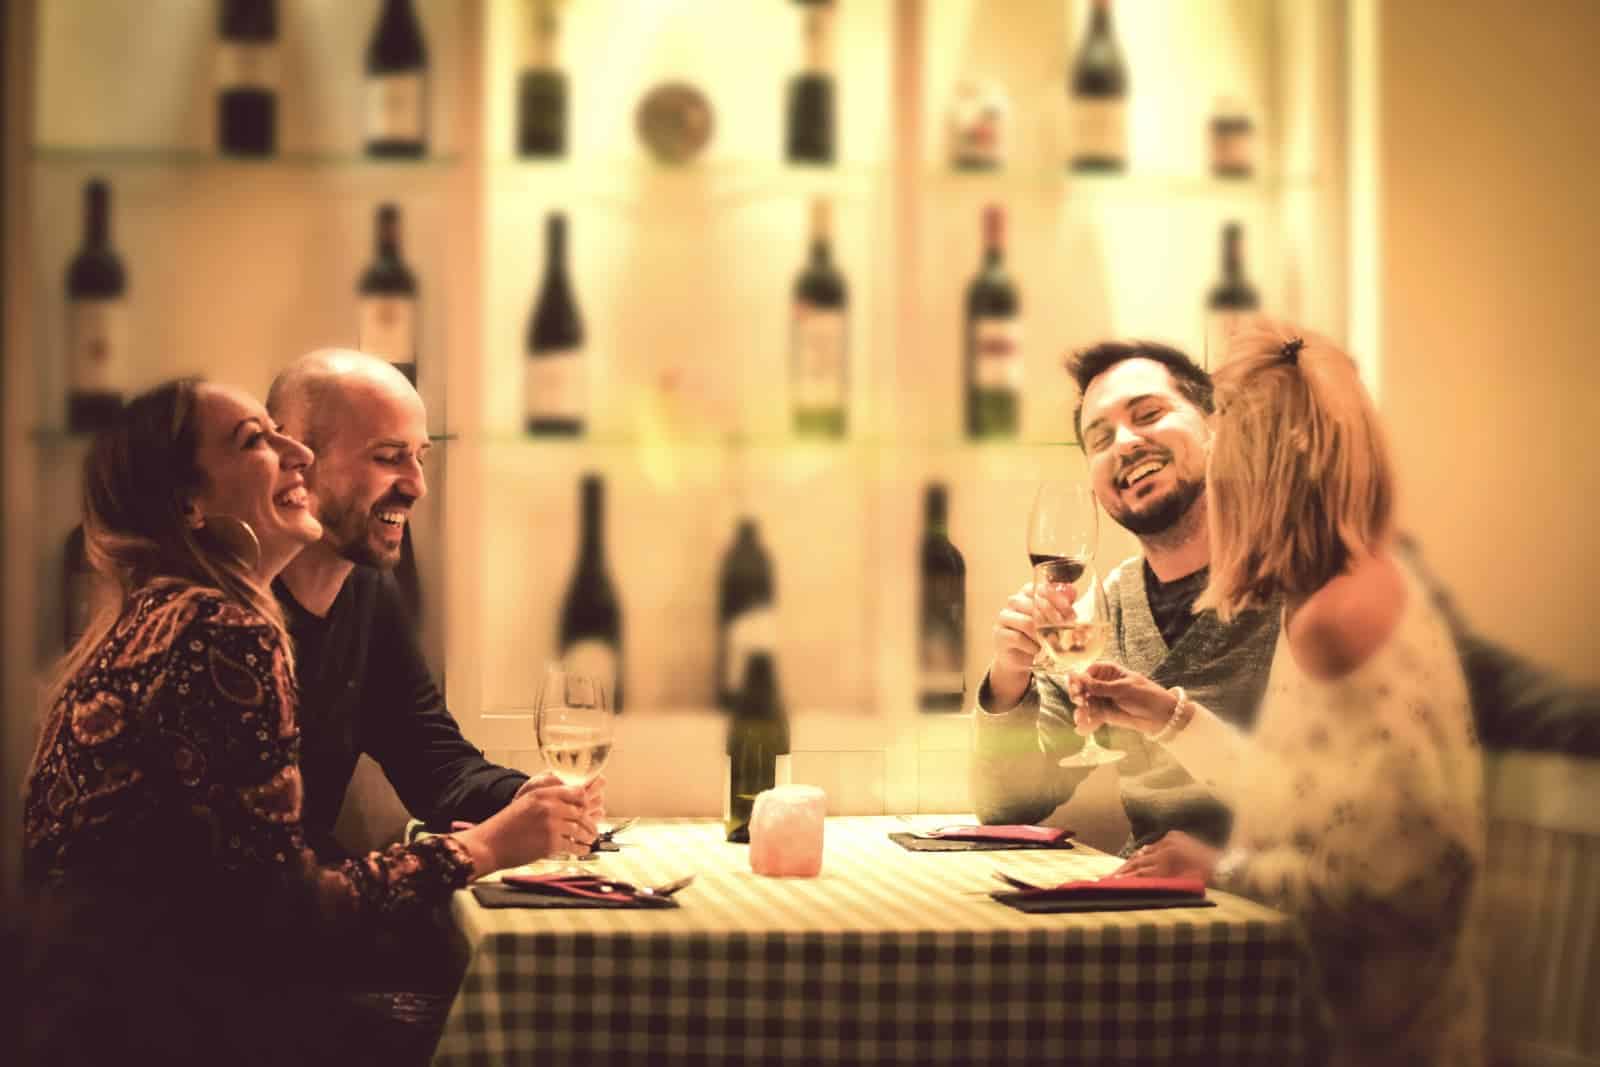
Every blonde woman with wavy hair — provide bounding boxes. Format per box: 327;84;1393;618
1069;320;1486;1066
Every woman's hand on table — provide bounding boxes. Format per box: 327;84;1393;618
1112;831;1219;882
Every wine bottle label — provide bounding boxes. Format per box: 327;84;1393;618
1070;98;1126;162
216;43;281;90
792;305;846;410
948;82;1009;167
973;318;1022;390
367;73;426;141
1211;125;1254;175
1206;310;1248;370
563;638;618;705
526;348;585;421
359;296;417;366
68;299;128;393
724;607;777;694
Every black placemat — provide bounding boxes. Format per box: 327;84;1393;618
888;832;1075;853
990;891;1216;914
471;884;679;910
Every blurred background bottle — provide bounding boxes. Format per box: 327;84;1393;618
357;203;418;385
65;179;127;434
717;518;775;712
791;197;848;437
1205;221;1260;369
918;484;966;712
964;204;1020;440
216;0;278;157
785;0;836;164
1067;0;1127;173
517;0;567;159
560;474;623;710
365;0;428;157
526;212;585;436
724;652;791;842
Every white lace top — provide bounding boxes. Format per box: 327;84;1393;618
1165;562;1486;1067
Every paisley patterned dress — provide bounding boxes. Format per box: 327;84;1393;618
22;580;477;1067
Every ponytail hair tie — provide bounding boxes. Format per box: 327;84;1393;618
1280;337;1305;365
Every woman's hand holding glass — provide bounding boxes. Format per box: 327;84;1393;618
453;773;604;877
1065;662;1180;736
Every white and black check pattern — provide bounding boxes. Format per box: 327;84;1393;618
433;817;1312;1066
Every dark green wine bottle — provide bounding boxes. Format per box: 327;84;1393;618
725;653;791;842
964;205;1020;439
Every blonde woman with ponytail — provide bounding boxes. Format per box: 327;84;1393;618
22;379;598;1066
1068;322;1485;1066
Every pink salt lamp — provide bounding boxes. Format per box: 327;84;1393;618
749;785;826;877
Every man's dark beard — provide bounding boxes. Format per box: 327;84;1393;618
320;494;402;570
1111;476;1205;537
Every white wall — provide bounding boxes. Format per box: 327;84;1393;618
1378;0;1600;683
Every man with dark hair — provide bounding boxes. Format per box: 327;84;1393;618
972;340;1277;855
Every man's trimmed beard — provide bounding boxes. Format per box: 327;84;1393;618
318;491;401;570
1109;475;1205;537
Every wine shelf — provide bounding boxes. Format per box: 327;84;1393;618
926;167;1322;201
32;145;463;171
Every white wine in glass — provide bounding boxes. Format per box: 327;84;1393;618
1032;559;1124;768
535;663;614;866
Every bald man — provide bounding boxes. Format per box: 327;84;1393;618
268;352;586;862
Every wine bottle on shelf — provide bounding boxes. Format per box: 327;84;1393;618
1067;0;1128;173
525;213;585;436
791;197;848;437
919;484;966;713
61;525;93;652
65;179;127;434
356;203;419;385
560;474;623;711
716;518;775;712
785;1;836;165
1205;222;1260;369
964;204;1020;440
1210;98;1255;179
216;0;278;156
395;523;422;633
724;652;792;843
517;0;567;158
365;0;428;158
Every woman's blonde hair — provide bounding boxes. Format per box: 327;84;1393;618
47;378;293;703
1195;318;1394;622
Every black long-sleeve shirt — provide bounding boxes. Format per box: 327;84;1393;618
276;567;528;858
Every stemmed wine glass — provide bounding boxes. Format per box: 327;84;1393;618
1026;480;1124;768
534;662;615;869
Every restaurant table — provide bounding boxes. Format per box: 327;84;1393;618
431;816;1313;1066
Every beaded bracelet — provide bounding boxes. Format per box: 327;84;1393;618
1149;685;1196;745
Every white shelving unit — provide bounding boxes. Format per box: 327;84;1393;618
3;0;1372;838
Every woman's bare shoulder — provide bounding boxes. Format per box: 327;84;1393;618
1286;551;1407;682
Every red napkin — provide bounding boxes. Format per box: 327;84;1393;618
924;825;1074;845
500;873;639;903
1024;876;1205;898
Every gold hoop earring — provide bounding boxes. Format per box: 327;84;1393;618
200;515;262;573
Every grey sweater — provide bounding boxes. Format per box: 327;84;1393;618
971;556;1280;853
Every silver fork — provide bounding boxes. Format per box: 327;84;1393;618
597;817;639;843
992;869;1043;892
636;874;695;899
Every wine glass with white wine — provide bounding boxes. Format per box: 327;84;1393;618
534;662;615;869
1026;480;1124;768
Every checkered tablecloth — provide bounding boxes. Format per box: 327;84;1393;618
432;817;1313;1066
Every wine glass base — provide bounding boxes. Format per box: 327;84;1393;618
1058;748;1126;768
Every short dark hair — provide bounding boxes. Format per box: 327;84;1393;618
1066;341;1214;444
